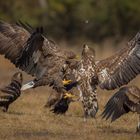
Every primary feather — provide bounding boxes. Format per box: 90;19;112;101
102;86;140;122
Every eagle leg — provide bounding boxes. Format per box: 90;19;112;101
81;90;98;119
45;81;77;109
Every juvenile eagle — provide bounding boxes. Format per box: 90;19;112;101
63;33;140;119
0;72;22;112
1;21;140;119
101;86;140;133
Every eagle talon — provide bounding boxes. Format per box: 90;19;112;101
64;93;75;99
62;79;72;86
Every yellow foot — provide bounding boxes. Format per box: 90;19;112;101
64;93;76;99
63;79;72;86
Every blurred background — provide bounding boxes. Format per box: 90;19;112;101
0;1;140;140
1;0;140;44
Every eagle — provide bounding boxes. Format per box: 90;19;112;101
0;21;140;119
101;86;140;133
0;72;22;112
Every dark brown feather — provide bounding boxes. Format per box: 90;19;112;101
0;21;76;90
0;72;23;112
102;86;140;122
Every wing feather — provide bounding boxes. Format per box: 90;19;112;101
97;32;140;90
0;21;76;80
101;87;129;122
0;21;30;63
102;86;140;122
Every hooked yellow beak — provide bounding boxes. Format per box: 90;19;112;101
63;79;72;86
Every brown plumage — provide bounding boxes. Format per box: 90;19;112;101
71;45;98;118
96;33;140;90
102;86;140;132
64;33;140;119
0;20;79;114
0;21;76;93
1;21;140;119
0;72;22;112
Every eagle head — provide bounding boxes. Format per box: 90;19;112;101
82;44;95;60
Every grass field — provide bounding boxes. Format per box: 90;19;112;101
0;43;140;140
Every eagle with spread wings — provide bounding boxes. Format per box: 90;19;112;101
0;21;140;119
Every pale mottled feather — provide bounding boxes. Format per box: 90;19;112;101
96;32;140;90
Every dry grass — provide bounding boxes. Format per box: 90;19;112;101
0;44;140;140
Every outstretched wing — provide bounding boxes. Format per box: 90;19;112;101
102;86;140;122
96;32;140;90
0;21;76;80
101;87;129;122
0;21;30;63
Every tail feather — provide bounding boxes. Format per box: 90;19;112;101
21;81;35;91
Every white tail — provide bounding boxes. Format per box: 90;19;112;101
21;81;35;91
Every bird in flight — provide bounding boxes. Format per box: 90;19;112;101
0;21;140;119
